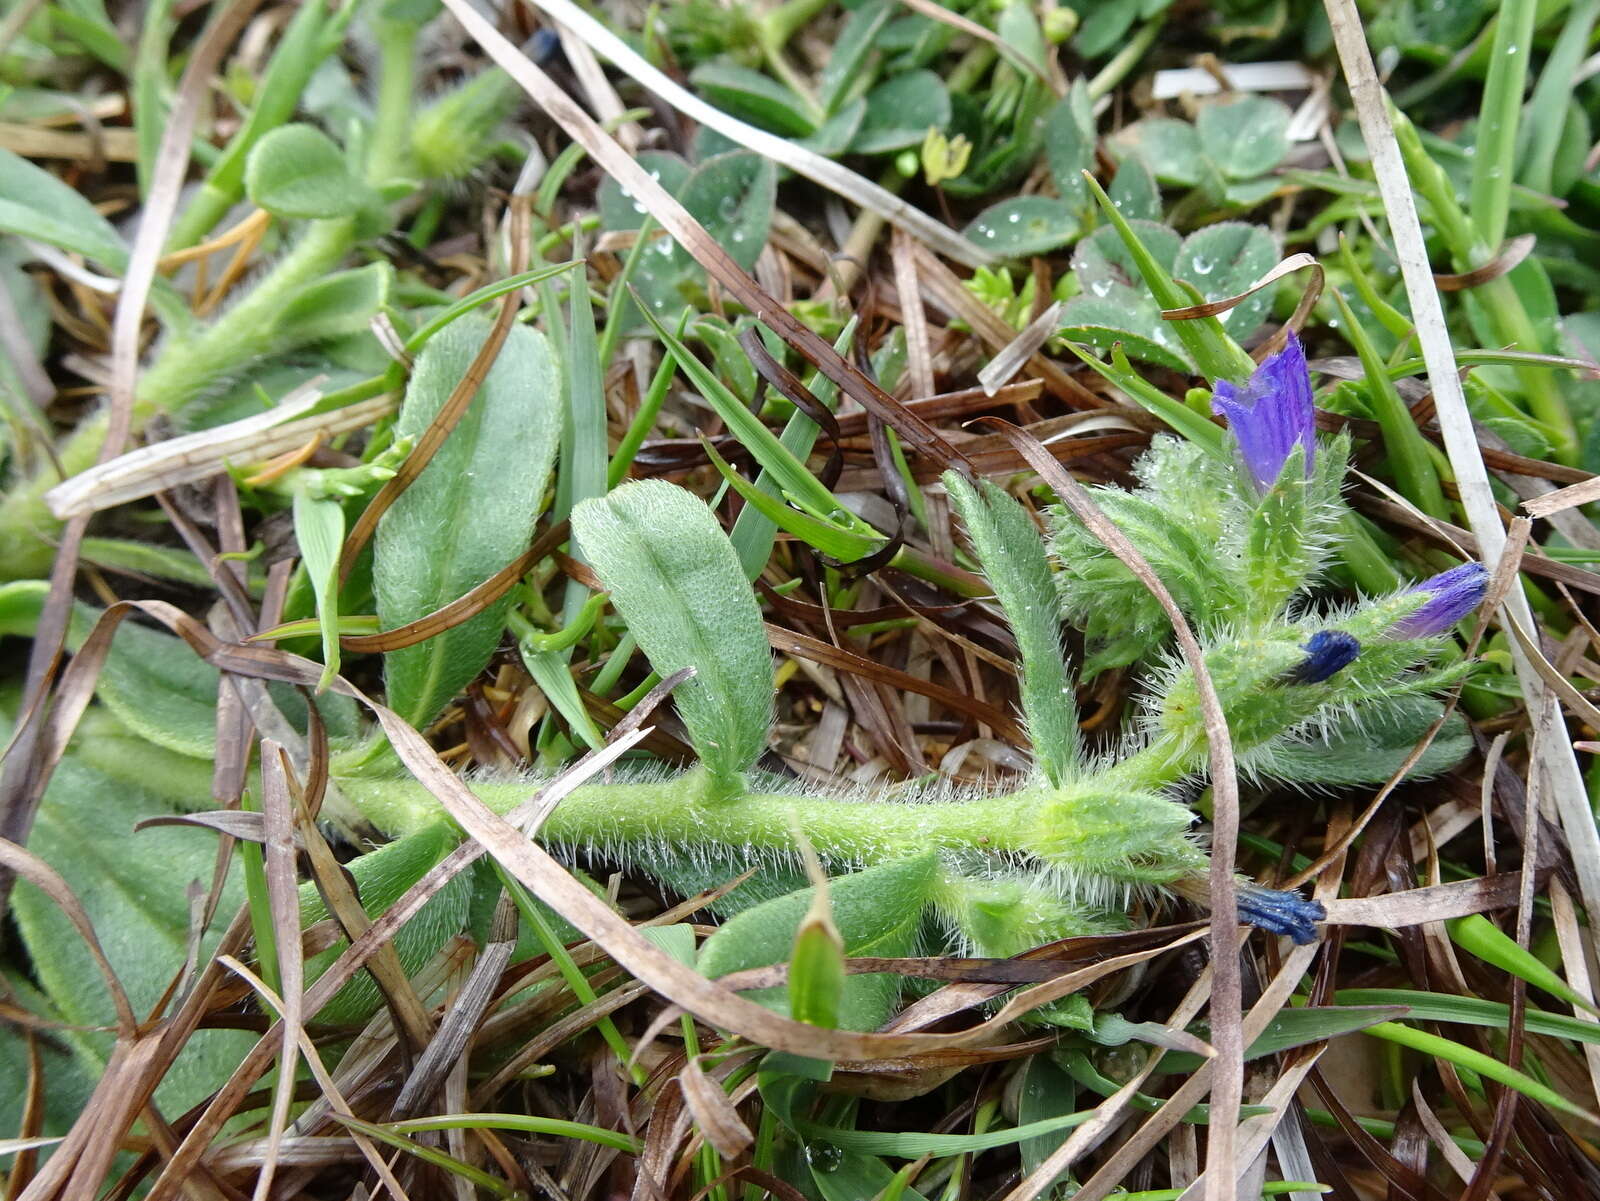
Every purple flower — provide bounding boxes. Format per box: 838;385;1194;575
1237;885;1325;945
1211;332;1316;493
1287;630;1360;684
1389;562;1490;639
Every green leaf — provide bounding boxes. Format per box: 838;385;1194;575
963;196;1081;257
638;301;869;534
690;61;818;136
1058;296;1189;372
1083;174;1255;382
1172;221;1278;339
1145;1004;1410;1075
818;0;892;115
5;711;255;1117
271;262;393;348
1261;699;1475;786
1363;1020;1596;1121
705;438;886;564
1072;218;1181;295
293;491;345;690
623;150;775;329
1337;988;1600;1046
1195;95;1291;181
0;146;129;268
374;318;560;727
1107;117;1203;187
571;480;773;790
245;123;372;219
0;582;358;756
1043;81;1096;208
301;822;473;1024
1108;155;1161;222
699;854;938;1031
943;472;1078;786
848;70;951;155
1448;913;1600;1016
789;878;846;1029
597;151;692;233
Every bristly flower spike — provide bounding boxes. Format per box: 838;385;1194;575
1389;562;1490;639
1211;332;1316;493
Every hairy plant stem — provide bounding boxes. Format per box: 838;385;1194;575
0;24;428;581
0;217;361;579
340;739;1198;875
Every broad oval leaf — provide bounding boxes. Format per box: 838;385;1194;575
1106;117;1203;187
597;151;692;233
963;196;1080;257
690;60;818;136
1043;82;1096;208
849;70;951;155
1108;155;1161;222
1058;295;1191;372
572;480;773;789
1071;220;1181;297
1172;221;1278;339
246;123;371;219
374;318;560;727
1195;95;1291;181
699;854;938;1031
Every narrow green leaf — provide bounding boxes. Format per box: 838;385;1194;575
1082;172;1254;383
572;480;773;790
374;319;560;727
0;148;128;269
1471;0;1537;248
1337;988;1600;1046
1328;288;1448;519
819;0;892;115
1061;341;1225;453
706;439;885;564
1363;1020;1597;1122
788;881;846;1029
943;472;1078;786
292;491;345;691
1448;914;1600;1016
728;321;857;576
638;301;868;533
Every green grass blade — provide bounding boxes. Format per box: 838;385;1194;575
1470;0;1537;248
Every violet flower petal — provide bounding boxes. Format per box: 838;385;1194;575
1237;885;1325;945
1389;562;1490;639
1210;332;1316;493
1287;630;1360;684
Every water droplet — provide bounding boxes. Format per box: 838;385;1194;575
806;1144;843;1173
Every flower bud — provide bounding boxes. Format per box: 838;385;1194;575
1388;562;1489;639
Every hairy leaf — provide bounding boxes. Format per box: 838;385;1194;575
375;318;559;727
572;480;773;789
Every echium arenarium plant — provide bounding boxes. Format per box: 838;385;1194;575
345;334;1487;1029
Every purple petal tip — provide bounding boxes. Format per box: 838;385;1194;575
1390;562;1490;639
1210;333;1316;493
